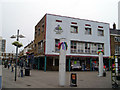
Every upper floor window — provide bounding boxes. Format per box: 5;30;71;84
85;43;90;53
70;41;104;55
56;20;62;22
42;24;44;32
71;41;77;53
35;32;37;38
98;29;104;36
55;39;60;52
85;28;91;35
91;44;97;54
38;40;44;53
34;44;36;51
97;44;104;50
77;43;84;53
38;28;40;36
115;45;120;55
114;37;120;42
71;26;78;33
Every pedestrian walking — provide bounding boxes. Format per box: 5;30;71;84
8;63;10;69
18;66;20;77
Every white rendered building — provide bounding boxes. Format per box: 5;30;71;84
34;14;110;71
118;1;120;29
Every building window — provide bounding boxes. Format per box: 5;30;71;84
56;20;62;22
35;32;37;38
55;39;60;52
38;41;44;53
98;29;104;36
71;41;77;53
77;43;84;53
85;28;91;35
71;26;78;33
114;37;120;42
34;44;36;51
115;45;120;55
70;41;104;55
91;44;97;54
85;43;90;53
42;24;44;32
38;28;40;36
97;44;104;50
71;22;77;24
2;40;5;52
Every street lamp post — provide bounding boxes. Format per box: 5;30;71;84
10;29;25;81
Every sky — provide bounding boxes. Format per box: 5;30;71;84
0;0;120;53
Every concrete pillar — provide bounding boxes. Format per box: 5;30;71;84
98;52;103;77
59;38;67;86
53;57;55;66
85;59;86;69
90;58;92;71
69;58;71;72
38;58;40;70
115;56;118;74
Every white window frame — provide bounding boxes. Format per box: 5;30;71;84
85;27;92;35
55;39;60;53
77;43;84;53
71;26;78;33
98;29;104;36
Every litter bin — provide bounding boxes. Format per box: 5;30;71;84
103;69;106;77
70;73;77;87
25;67;30;76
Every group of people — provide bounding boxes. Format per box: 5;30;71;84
2;61;14;72
4;60;24;77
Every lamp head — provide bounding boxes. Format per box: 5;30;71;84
10;35;16;38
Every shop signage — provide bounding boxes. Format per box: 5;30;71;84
54;25;63;34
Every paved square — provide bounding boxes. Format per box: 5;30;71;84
2;66;112;88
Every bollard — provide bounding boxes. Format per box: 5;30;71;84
70;73;77;87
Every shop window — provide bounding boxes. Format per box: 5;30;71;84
71;26;78;33
55;59;59;66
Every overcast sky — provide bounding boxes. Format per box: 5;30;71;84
0;0;120;53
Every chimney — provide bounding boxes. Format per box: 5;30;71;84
113;23;116;29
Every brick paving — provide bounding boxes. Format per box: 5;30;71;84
2;66;112;88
